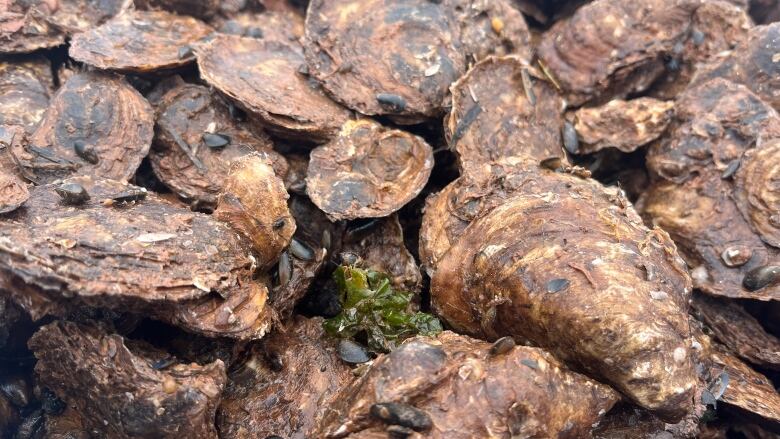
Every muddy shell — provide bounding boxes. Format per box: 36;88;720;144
69;9;213;73
427;164;696;421
0;176;270;336
12;71;154;185
592;403;702;439
537;0;701;105
150;83;287;208
1;0;129;54
0;57;53;134
218;317;351;439
641;175;780;301
134;0;220;20
641;79;780;301
572;98;675;154
446;56;566;174
647;78;780;183
303;0;531;122
452;0;532;63
303;0;464;122
693;23;780;112
0;169;29;213
196;34;350;141
341;215;421;293
215;153;295;270
312;331;619;438
29;320;227;439
43;405;90;439
692;325;780;430
0;2;64;53
307;119;433;221
215;8;304;44
650;1;751;100
692;294;780;370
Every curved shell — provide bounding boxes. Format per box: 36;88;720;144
428;167;696;421
215;154;295;270
537;0;700;105
420;159;571;276
735;140;780;248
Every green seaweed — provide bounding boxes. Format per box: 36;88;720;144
324;265;442;353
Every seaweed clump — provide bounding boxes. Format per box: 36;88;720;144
324;265;442;353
